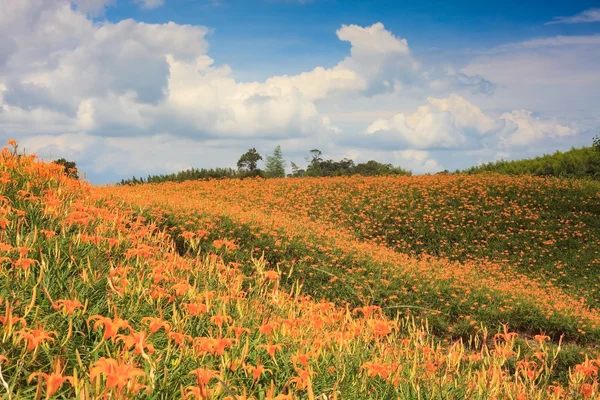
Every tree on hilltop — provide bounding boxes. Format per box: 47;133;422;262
237;148;263;172
264;145;286;178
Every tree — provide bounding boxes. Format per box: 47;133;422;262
264;145;286;178
305;149;323;176
290;162;305;177
594;136;600;153
237;148;263;172
53;158;79;179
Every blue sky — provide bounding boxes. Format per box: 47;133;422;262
1;0;599;183
105;0;599;78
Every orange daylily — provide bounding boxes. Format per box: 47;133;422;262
53;299;84;316
88;315;130;340
257;342;283;360
188;367;218;386
89;357;148;395
28;360;74;399
245;359;271;382
116;330;155;355
17;327;56;352
141;316;172;334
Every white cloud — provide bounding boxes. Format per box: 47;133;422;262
498;110;577;147
0;1;593;182
546;8;600;25
336;22;421;94
393;149;442;173
0;4;424;146
365;95;577;150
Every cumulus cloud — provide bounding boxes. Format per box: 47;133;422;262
365;95;577;150
0;2;424;146
365;95;495;149
0;0;591;182
393;149;442;173
546;8;600;25
498;110;577;147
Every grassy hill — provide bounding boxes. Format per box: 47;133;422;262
462;146;600;179
102;174;600;338
2;141;600;398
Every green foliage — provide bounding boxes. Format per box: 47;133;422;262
237;148;263;172
290;161;305;177
52;158;79;179
462;146;600;179
264;145;286;178
594;135;600;153
298;149;411;177
119;167;240;185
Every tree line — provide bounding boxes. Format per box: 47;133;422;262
52;135;600;183
118;146;411;185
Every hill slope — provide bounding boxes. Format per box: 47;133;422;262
2;142;600;398
462;146;600;179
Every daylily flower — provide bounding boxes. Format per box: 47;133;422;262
28;360;74;399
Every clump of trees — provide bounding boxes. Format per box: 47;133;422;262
289;149;411;178
461;145;600;179
53;158;79;179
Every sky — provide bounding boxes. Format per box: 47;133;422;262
1;0;599;184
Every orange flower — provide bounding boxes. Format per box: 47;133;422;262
258;322;278;336
291;351;313;368
28;360;74;399
575;358;599;378
188;367;218;386
370;320;395;337
88;315;130;340
53;299;84;316
257;342;283;360
361;361;395;379
141;317;172;334
581;383;594;399
89;357;148;395
264;270;280;281
17;327;56;352
116;330;155;355
287;367;316;390
245;359;271;382
229;326;250;339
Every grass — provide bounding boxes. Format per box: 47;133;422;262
1;141;600;398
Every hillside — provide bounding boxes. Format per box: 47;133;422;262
462;146;600;179
2;141;600;398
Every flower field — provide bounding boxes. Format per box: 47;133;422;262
2;142;600;398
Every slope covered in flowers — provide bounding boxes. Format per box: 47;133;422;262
102;175;600;342
1;142;600;399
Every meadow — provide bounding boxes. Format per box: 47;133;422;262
2;141;600;398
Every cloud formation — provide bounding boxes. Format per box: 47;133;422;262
0;0;593;182
546;8;600;25
365;95;576;150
